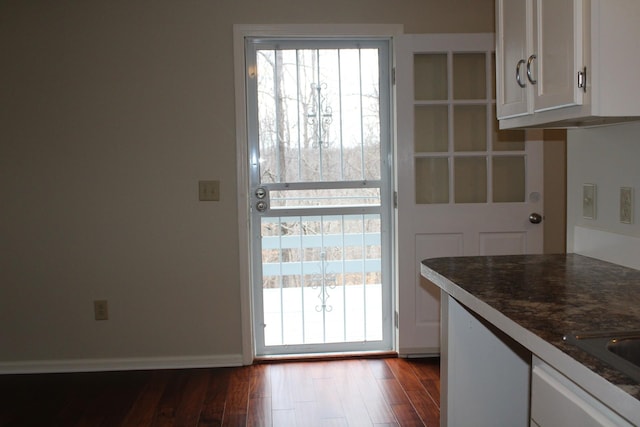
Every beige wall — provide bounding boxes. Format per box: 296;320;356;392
543;130;567;254
0;0;501;365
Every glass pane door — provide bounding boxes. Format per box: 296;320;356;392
413;52;526;205
245;38;393;356
395;32;543;358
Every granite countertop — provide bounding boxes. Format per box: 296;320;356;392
421;253;640;402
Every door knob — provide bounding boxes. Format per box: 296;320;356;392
529;213;542;224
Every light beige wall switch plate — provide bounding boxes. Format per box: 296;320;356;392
582;184;596;220
94;300;108;320
620;187;634;224
199;180;220;201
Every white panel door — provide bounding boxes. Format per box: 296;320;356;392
396;34;544;355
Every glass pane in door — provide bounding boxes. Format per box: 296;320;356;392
453;53;486;99
415;105;448;152
493;156;526;202
415;157;449;204
454;105;487;152
455;157;487;203
414;54;448;100
256;48;382;184
261;214;382;346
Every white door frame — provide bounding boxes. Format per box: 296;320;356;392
234;24;403;364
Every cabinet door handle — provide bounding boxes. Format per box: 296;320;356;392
577;66;587;92
516;59;527;88
526;54;537;85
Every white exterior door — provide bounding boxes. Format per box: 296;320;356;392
396;34;544;355
245;38;394;357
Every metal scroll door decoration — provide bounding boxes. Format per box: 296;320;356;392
307;82;336;313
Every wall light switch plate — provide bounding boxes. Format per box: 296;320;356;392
620;187;634;224
199;180;220;201
94;300;108;321
582;184;596;220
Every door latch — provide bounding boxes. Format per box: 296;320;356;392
256;201;268;212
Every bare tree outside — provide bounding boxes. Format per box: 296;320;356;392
257;48;382;289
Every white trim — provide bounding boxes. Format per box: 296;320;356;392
397;347;440;357
234;24;404;39
234;24;403;364
234;26;253;365
0;354;244;374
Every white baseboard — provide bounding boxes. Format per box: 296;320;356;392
398;347;440;357
0;353;244;374
574;226;640;270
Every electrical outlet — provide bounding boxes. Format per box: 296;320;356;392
199;180;220;201
582;184;596;220
94;300;108;321
620;187;634;224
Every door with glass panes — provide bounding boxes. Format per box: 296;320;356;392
396;34;544;355
245;38;394;356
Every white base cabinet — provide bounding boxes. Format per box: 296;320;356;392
441;294;531;427
496;0;640;129
440;293;634;426
531;356;633;427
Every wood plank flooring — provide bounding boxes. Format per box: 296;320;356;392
0;357;439;427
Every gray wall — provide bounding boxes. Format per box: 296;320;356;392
567;122;640;252
0;0;496;365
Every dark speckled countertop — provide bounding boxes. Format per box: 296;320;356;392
421;253;640;402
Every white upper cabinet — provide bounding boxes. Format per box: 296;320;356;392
496;0;530;118
496;0;640;129
533;0;583;112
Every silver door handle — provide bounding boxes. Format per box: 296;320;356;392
529;213;542;224
526;54;537;84
516;59;527;88
255;187;267;199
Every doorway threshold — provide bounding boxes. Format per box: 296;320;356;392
253;350;397;364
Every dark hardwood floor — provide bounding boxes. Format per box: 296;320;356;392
0;357;440;427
